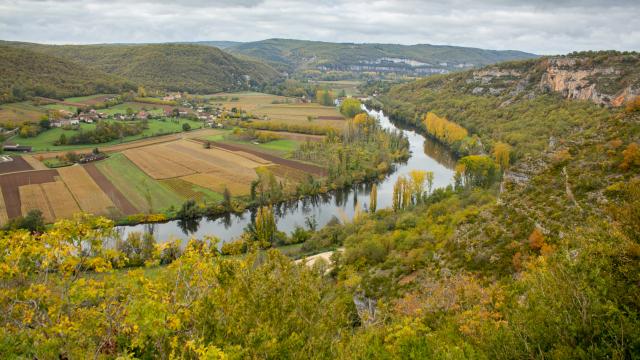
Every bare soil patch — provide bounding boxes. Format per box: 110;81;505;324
0;157;33;174
0;170;58;219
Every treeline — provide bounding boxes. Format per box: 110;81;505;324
0;45;135;104
56;121;145;145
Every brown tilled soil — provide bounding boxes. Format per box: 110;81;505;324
0;170;58;218
0;157;34;174
83;163;138;215
207;141;327;177
317;116;344;120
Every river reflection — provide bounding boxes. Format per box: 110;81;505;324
118;108;456;244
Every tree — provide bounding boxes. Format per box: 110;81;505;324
316;90;334;106
408;170;427;203
393;176;407;212
456;155;499;188
426;171;434;195
340;98;363;118
137;85;147;98
620;142;640;170
222;187;232;209
39;118;51;129
370;183;377;213
493;142;512;170
254;205;276;248
182;123;192;132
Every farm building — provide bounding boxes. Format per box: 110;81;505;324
3;145;32;152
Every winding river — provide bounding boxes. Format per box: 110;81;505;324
118;108;456;244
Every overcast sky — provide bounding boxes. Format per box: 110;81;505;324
0;0;638;54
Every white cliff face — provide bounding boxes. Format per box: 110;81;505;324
468;56;639;107
539;58;638;106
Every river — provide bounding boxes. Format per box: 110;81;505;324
118;108;456;244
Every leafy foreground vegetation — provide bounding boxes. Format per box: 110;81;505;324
2;53;640;358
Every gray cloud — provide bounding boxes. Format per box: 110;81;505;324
0;0;638;54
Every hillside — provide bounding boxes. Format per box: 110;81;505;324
226;38;538;75
1;50;639;358
0;46;135;104
2;42;281;94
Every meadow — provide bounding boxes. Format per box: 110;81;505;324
13;118;202;152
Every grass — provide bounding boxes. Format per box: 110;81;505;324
43;103;78;113
100;102;167;116
95;153;186;212
64;94;113;103
256;139;299;152
11;119;202;152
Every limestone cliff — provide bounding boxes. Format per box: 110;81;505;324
466;52;640;107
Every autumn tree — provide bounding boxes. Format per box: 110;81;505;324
456;155;500;188
137;85;147;98
254;205;276;248
340;97;363;118
423;112;468;145
620;142;640;170
370;183;377;213
493;142;512;170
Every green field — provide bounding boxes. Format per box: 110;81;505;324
64;94;114;103
11;119;202;151
43;103;78;113
95;153;186;212
255;139;298;152
99;102;168;116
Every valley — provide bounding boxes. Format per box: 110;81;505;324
0;9;639;356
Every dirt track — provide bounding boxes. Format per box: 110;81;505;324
0;170;58;218
83;163;138;215
207;141;327;177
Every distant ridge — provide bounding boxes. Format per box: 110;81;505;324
221;38;539;73
1;41;280;94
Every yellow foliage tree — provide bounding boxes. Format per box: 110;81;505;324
424;112;468;145
493;142;512;170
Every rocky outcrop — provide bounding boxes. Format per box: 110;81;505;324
540;57;639;107
467;54;639;107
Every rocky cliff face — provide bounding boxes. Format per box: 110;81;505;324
539;57;638;106
467;53;640;107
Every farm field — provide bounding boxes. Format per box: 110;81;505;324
249;103;346;130
209;92;296;112
0;156;34;174
10;118;202;152
39;181;81;219
57;165;118;217
42;103;78;113
122;139;266;198
312;80;362;96
64;94;116;105
99;102;168;116
0;101;47;124
94;153;188;212
19;184;54;222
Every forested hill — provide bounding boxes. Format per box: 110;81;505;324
225;38;538;73
0;45;135;103
1;42;281;94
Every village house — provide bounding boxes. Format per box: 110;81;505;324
137;111;149;120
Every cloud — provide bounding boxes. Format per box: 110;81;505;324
0;0;638;54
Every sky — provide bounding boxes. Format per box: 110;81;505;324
0;0;639;55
